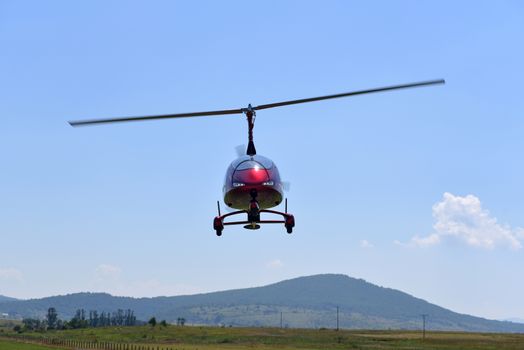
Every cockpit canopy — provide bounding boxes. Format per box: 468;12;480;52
230;155;274;171
224;155;280;188
230;155;274;185
223;154;283;209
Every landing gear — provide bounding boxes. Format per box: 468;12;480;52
284;198;294;234
247;189;261;224
213;196;294;236
213;216;223;236
285;214;295;234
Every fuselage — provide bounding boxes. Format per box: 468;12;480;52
223;155;283;210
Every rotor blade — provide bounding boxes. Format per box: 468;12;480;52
253;79;445;111
69;108;244;127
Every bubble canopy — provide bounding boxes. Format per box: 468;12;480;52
230;155;274;171
223;154;283;210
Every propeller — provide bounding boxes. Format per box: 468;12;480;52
69;79;445;126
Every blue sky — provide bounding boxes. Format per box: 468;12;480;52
1;1;524;321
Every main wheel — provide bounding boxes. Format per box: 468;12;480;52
285;215;295;234
213;217;224;237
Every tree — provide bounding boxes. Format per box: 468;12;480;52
69;309;88;329
22;318;38;331
148;317;157;327
124;309;136;326
21;318;48;332
159;320;167;327
46;307;58;329
100;312;109;327
89;310;99;327
113;309;125;326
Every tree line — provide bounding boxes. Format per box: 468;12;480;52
16;307;142;332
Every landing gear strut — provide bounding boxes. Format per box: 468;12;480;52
213;195;294;236
245;189;261;229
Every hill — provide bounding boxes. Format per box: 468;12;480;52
504;318;524;324
0;274;522;332
0;295;17;303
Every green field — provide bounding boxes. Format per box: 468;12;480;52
2;325;524;350
0;339;61;350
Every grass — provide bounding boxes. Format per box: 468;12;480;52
2;325;524;349
0;338;66;350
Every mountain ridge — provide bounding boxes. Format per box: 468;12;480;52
0;274;522;332
0;295;18;303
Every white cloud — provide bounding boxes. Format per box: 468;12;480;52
404;193;522;250
409;233;441;247
94;264;122;280
0;267;23;282
517;228;524;240
266;259;284;269
360;240;374;248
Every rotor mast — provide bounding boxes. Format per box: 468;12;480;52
243;104;256;156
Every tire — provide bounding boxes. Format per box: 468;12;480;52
213;217;224;236
285;215;295;234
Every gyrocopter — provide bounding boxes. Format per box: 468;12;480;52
69;79;444;236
